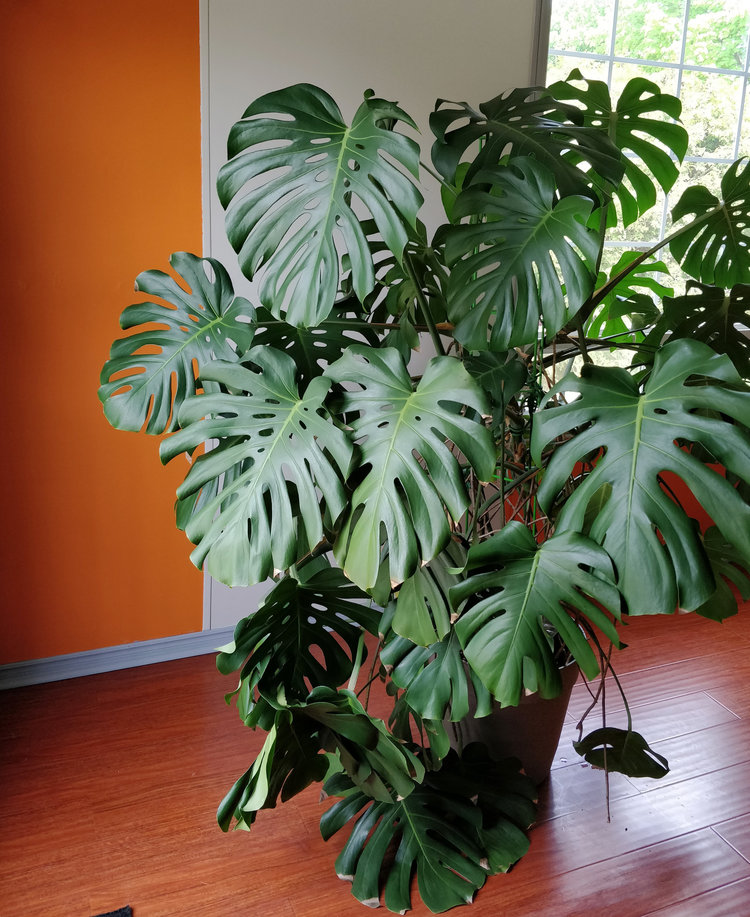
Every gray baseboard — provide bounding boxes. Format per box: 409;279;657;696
0;627;236;690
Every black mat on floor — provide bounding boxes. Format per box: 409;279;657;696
92;908;132;917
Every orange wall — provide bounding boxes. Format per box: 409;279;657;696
0;0;203;664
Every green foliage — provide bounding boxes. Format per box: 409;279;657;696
451;524;622;706
160;347;353;586
574;727;670;778
587;250;669;341
218;84;423;327
534;339;750;616
99;252;254;434
320;748;535;914
327;347;495;590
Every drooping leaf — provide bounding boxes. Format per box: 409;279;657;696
320;749;535;914
669;158;750;288
444;159;599;351
219;688;424;833
217;560;379;708
381;628;492;723
249;302;380;387
464;351;528;414
451;523;621;707
573;727;669;779
586;251;671;342
389;541;467;645
326;346;496;590
695;526;750;622
644;282;750;379
217;84;423;327
99;252;253;434
159;346;353;586
533;339;750;616
430;86;623;198
549;72;688;226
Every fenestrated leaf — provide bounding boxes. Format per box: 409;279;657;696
573;727;669;779
320;749;535;914
586;251;671;342
444;159;599;351
327;346;496;590
159;346;353;586
99;252;253;434
533;338;750;616
250;302;380;387
216;560;379;709
451;523;621;707
389;541;467;645
644;282;750;379
669;158;750;288
549;72;688;226
430;86;623;198
217;84;423;327
381;628;493;723
695;526;750;622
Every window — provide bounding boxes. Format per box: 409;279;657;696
546;1;750;274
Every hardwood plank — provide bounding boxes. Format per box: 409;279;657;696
713;813;750;862
492;829;750;917
642;876;750;916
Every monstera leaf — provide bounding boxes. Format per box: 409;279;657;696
451;524;621;707
99;252;253;434
381;628;492;723
160;347;353;586
444;158;599;351
217;84;423;327
533;339;750;617
217;559;379;708
574;728;669;779
327;347;495;590
321;749;535;914
645;283;750;379
586;251;670;342
218;688;423;833
670;158;750;288
430;85;623;198
320;754;534;914
695;526;750;622
549;72;688;226
249;303;379;387
389;541;467;645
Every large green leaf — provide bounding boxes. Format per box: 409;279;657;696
451;524;621;707
381;628;493;723
430;86;623;198
217;84;423;327
573;728;669;778
669;158;750;288
644;282;750;379
444;158;599;351
533;339;750;616
327;347;495;590
99;252;253;434
159;346;353;586
217;559;379;709
218;688;424;833
549;72;688;227
321;749;535;914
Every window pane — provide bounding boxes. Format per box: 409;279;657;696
680;71;742;158
546;54;609;85
613;0;687;64
609;61;679;100
683;1;750;71
549;0;614;56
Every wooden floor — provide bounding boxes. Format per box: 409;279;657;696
3;606;750;917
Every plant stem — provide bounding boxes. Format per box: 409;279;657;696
403;252;446;356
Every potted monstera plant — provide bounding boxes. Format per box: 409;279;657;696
99;71;750;913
